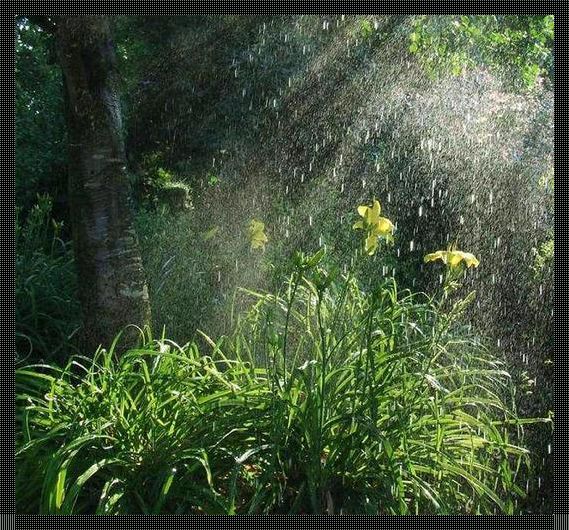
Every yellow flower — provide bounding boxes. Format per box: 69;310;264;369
353;199;394;255
424;248;480;269
248;219;268;250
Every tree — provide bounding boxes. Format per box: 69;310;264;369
24;16;151;351
408;15;554;89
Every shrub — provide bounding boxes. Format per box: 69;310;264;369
16;247;543;514
134;204;274;346
221;250;537;514
16;195;80;363
16;331;269;514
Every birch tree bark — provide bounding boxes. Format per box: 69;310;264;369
56;16;151;352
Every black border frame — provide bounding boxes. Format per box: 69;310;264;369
6;8;562;529
2;11;15;522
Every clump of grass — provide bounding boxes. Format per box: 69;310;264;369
222;249;538;514
16;247;543;514
16;195;81;363
16;329;271;514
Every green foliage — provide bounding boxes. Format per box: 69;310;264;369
16;195;80;363
408;15;554;89
207;172;220;187
16;250;544;514
16;21;67;214
129;155;193;210
16;332;268;514
134;208;214;342
134;204;270;344
359;19;375;40
531;237;554;281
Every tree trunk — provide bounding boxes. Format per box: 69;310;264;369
56;16;151;352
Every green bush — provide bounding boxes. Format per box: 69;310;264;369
135;202;274;346
16;195;80;363
16;248;544;514
129;158;193;212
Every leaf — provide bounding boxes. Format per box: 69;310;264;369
201;226;219;242
152;468;177;514
60;458;119;514
365;234;378;255
306;248;326;267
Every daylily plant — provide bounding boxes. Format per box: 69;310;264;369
248;219;269;250
353;199;394;255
